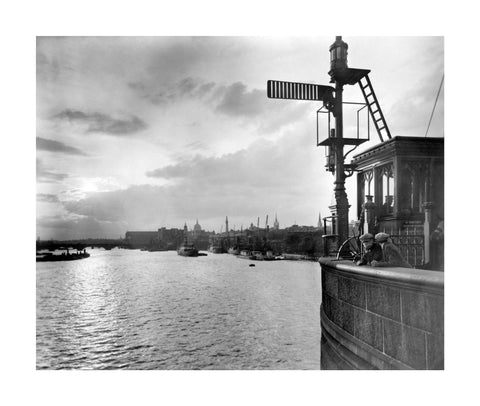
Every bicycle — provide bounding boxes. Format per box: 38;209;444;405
336;233;362;261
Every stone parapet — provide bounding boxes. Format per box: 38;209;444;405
319;258;444;369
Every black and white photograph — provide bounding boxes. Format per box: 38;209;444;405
36;34;444;371
4;1;479;405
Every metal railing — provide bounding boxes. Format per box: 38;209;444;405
381;225;425;268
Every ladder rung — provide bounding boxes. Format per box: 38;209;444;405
361;74;391;143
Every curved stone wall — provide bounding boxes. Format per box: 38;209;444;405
319;258;444;370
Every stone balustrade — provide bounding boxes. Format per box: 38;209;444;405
319;258;444;369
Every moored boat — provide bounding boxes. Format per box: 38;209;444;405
251;250;264;260
208;245;225;254
36;250;90;262
177;243;199;257
263;250;276;261
237;249;253;259
178;222;199;257
227;246;240;255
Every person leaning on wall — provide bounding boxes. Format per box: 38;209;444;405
371;232;412;268
429;220;444;271
356;233;383;266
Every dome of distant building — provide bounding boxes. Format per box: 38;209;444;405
194;219;202;232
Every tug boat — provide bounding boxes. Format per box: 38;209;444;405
177;243;199;257
178;223;199;257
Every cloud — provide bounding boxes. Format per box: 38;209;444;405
215;82;265;118
37;193;60;203
37;214;127;240
389;76;444;136
214;81;312;133
128;76;310;134
185;140;207;151
63;190;127;222
130;77;265;118
36;47;74;83
144;37;229;81
128;76;217;106
36;137;88;156
146;144;313;190
36;159;68;183
53;109;147;135
62;185;172;229
146;159;199;179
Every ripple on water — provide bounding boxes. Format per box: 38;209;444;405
37;249;321;369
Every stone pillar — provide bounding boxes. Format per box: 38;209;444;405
423;202;434;264
363;195;376;234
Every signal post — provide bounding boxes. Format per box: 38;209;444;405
268;36;388;250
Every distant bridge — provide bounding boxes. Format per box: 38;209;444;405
36;239;130;252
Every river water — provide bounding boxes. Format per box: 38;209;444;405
36;248;321;370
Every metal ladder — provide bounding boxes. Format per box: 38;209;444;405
358;75;392;142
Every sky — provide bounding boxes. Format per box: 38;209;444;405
36;36;444;240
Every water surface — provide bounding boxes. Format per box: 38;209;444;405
36;249;321;369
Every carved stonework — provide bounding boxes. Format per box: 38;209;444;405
363;170;374;195
380;163;394;178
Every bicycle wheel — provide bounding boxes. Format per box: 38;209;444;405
336;236;361;260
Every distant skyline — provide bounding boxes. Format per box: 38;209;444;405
36;36;444;240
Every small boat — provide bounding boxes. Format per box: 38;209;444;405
237;248;282;261
177;243;199;257
237;249;253;259
263;250;280;261
237;250;264;260
208;245;225;254
227;246;240;255
251;251;264;261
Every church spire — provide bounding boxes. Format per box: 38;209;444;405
273;213;279;230
317;212;323;232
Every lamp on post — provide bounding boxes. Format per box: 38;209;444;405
329;36;349;74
